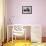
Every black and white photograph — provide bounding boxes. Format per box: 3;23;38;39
22;6;32;14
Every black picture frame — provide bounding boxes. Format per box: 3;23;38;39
22;6;32;14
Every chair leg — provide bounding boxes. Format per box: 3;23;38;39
1;42;3;46
15;36;16;42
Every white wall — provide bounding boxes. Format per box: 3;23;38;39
0;0;4;42
7;0;46;37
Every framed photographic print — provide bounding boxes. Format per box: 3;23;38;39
22;6;32;14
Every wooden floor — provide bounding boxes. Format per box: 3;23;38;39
3;40;46;46
2;37;46;46
3;40;31;46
